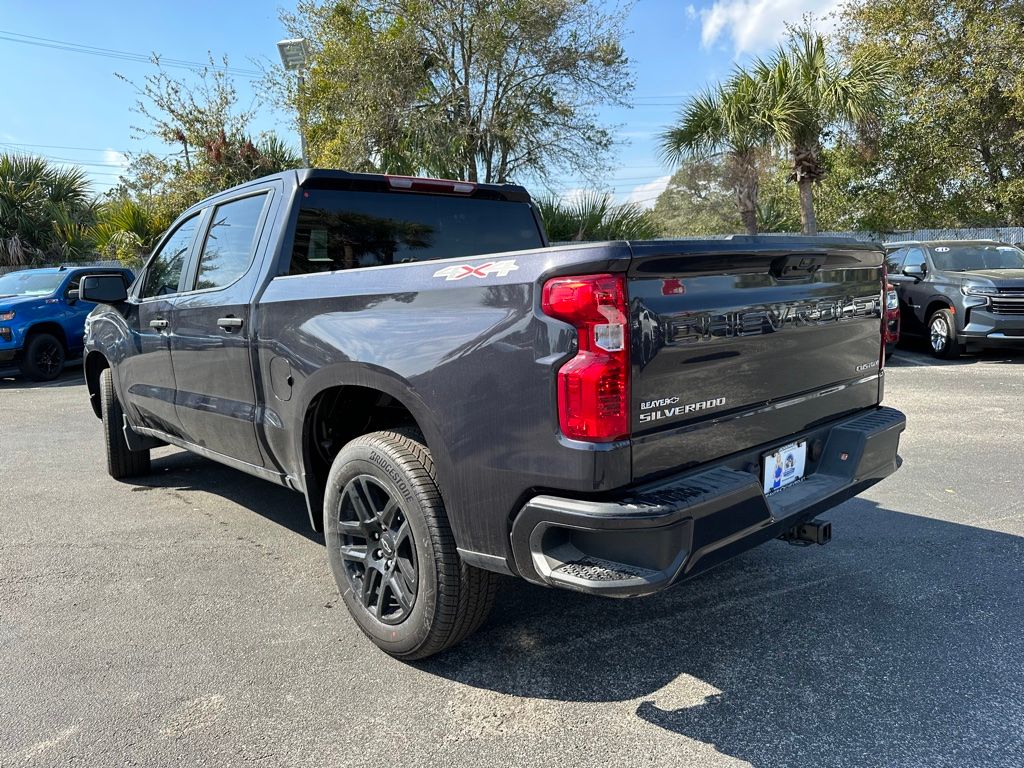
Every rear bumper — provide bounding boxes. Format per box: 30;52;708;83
511;406;906;597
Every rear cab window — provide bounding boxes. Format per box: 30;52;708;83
287;188;544;275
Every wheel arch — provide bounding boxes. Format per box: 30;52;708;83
84;351;110;419
295;365;451;534
24;321;68;349
924;297;955;324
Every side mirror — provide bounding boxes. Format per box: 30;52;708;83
65;289;79;305
80;274;129;304
903;263;925;279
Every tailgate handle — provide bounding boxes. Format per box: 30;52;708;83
771;254;826;279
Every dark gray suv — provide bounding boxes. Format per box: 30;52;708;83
884;240;1024;358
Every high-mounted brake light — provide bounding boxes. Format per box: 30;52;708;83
386;175;476;194
541;273;630;442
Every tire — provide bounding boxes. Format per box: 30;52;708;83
20;333;66;381
100;367;151;479
324;429;497;660
928;308;960;359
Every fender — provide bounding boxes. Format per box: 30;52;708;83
84;307;136;419
292;361;453;534
921;292;956;327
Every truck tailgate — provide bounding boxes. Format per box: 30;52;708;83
628;238;885;481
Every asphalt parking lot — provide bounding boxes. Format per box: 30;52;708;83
2;347;1023;768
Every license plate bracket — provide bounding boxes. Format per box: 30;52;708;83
762;440;807;495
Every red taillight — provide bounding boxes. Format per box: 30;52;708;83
541;273;630;442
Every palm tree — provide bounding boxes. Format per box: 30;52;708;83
0;154;97;265
536;192;661;242
659;71;782;235
93;198;171;267
757;27;893;234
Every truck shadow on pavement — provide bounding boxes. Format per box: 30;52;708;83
131;450;323;544
0;365;84;388
421;499;1024;768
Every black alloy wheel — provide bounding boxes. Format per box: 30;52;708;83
22;333;66;381
336;475;418;625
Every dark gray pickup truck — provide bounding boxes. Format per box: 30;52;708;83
81;170;906;659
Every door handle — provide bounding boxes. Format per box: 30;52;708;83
217;316;244;331
149;319;169;330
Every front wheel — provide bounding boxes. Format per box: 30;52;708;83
928;309;961;359
20;333;65;381
324;429;497;660
100;368;151;479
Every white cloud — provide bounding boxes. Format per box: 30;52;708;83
697;0;839;55
558;187;590;206
624;175;672;209
103;148;129;170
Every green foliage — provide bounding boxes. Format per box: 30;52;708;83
756;24;894;234
92;198;171;268
658;69;787;234
0;154;98;266
275;0;633;184
651;155;804;236
650;158;741;236
115;56;301;224
837;0;1024;227
536;192;660;241
755;159;803;233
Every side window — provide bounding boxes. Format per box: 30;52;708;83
904;248;927;271
141;215;200;299
193;194;267;291
884;249;906;273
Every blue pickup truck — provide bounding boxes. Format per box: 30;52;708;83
0;266;133;380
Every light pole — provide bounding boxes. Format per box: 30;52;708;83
277;38;311;167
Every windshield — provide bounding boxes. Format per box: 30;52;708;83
0;271;65;297
930;244;1024;271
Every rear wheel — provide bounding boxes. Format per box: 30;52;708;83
324;429;497;659
928;308;960;359
100;367;151;478
20;333;65;381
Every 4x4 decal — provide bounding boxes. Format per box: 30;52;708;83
433;259;519;281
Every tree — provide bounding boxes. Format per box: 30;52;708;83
92;198;171;267
754;157;803;232
274;0;633;184
650;158;739;236
658;71;779;234
536;192;660;241
0;154;99;266
837;0;1024;227
116;57;301;223
757;26;893;234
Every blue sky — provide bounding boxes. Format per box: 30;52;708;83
0;0;834;204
